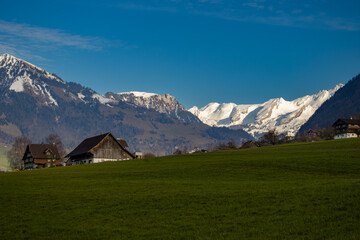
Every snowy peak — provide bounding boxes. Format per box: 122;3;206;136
0;54;199;122
189;84;343;138
0;53;69;107
104;91;200;123
0;53;64;85
0;53;17;66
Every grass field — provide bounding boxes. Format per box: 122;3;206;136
0;138;359;239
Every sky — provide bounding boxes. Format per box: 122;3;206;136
1;0;360;108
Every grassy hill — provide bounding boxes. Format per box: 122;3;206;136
0;139;359;239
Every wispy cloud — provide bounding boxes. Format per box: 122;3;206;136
0;20;104;50
115;3;177;13
0;20;110;60
113;0;360;31
243;0;266;10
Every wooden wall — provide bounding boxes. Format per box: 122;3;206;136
92;136;132;160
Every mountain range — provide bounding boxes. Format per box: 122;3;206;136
189;84;343;138
0;54;252;155
1;53;358;154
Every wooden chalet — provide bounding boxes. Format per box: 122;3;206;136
66;132;134;165
333;118;360;139
22;144;62;170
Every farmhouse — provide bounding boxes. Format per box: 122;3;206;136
66;132;134;165
333;118;360;139
22;144;62;170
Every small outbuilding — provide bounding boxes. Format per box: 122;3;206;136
22;144;62;170
134;152;143;159
66;132;134;165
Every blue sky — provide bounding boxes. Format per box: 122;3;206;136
1;0;360;108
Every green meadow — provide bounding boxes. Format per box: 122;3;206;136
0;139;359;239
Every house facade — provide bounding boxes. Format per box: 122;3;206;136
22;144;62;170
66;132;134;165
333;118;360;139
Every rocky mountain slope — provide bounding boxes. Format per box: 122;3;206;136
189;85;343;138
298;73;360;133
0;54;252;155
105;91;200;123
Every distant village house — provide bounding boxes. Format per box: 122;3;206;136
22;144;62;170
189;147;208;154
134;152;143;159
333;118;360;139
307;129;318;138
66;132;134;165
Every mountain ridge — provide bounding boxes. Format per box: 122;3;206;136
189;84;343;138
0;53;252;154
298;73;360;133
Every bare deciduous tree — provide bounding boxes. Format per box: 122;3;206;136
260;129;279;145
318;127;335;140
45;133;66;159
8;136;31;170
352;112;360;120
173;149;182;155
143;152;156;159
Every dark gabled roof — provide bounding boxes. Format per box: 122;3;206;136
66;132;135;159
333;118;360;126
66;133;109;158
117;139;129;148
23;144;61;160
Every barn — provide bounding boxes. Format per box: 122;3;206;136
66;132;134;165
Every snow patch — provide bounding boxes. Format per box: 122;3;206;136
78;92;85;100
118;91;158;98
92;93;117;104
9;75;28;92
42;85;58;106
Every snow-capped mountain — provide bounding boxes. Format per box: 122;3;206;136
0;53;64;106
105;91;200;123
0;54;198;122
0;53;97;107
0;53;251;154
189;85;343;138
